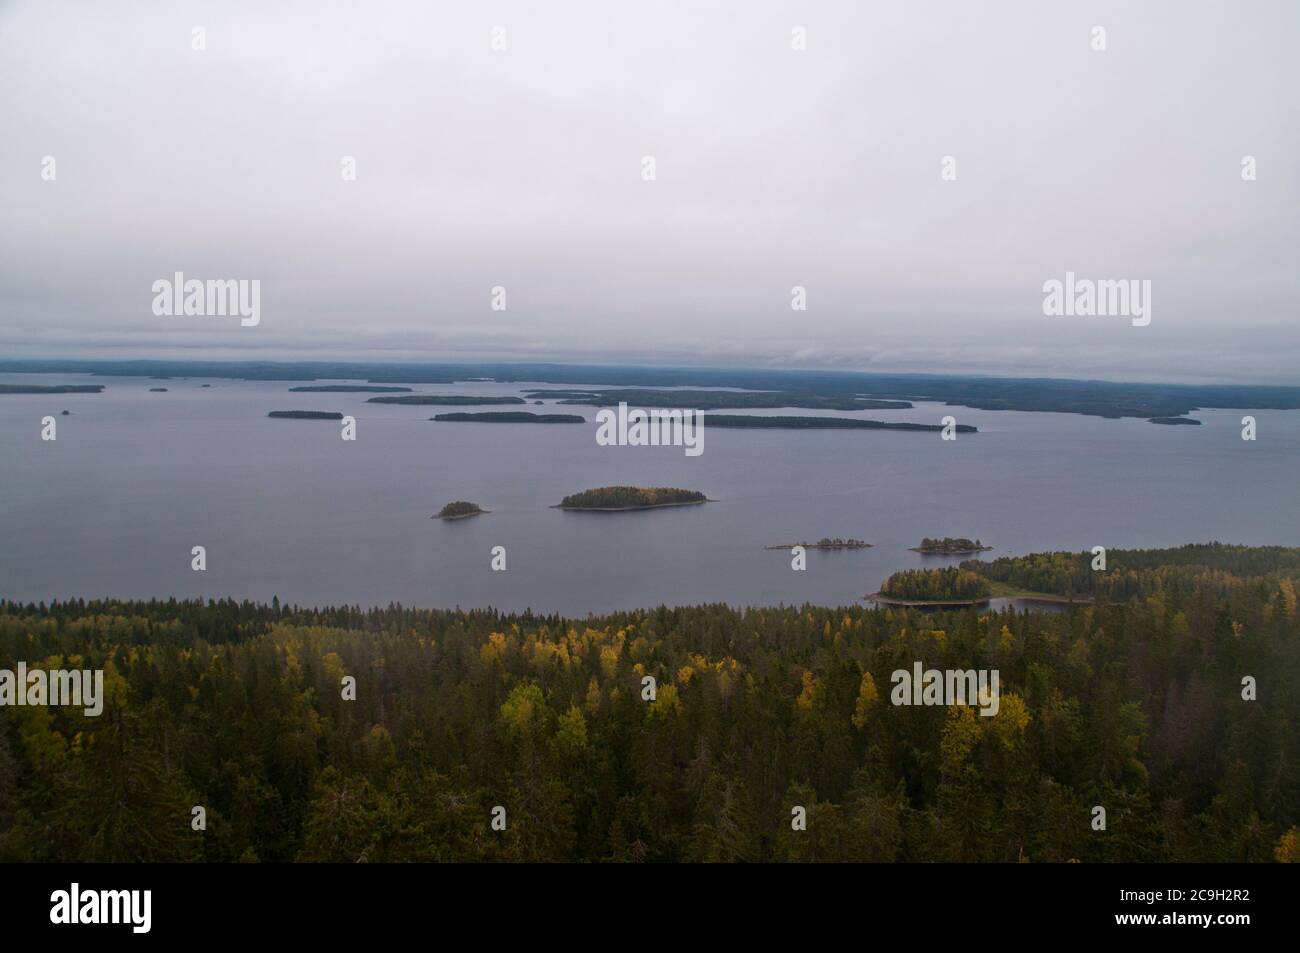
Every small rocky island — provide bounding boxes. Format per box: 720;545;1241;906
556;486;708;511
434;501;487;520
911;537;992;555
268;410;344;420
766;538;871;550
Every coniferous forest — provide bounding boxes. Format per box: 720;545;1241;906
1;544;1296;863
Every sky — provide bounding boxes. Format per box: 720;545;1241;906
0;0;1296;383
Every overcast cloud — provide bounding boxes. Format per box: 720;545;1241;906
0;0;1296;382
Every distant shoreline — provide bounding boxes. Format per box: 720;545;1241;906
6;361;1298;420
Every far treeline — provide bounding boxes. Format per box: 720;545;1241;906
525;388;912;411
10;360;1300;418
0;543;1297;863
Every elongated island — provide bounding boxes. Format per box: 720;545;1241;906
766;538;871;550
434;412;584;423
369;395;525;405
555;486;708;511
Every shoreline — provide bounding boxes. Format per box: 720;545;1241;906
864;592;991;608
552;499;712;512
865;588;1096;608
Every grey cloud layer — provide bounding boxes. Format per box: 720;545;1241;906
0;0;1296;382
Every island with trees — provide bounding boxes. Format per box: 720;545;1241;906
433;412;584;424
555;486;708;511
868;567;992;606
433;501;487;520
766;538;871;550
1148;416;1202;425
268;411;344;420
912;537;992;555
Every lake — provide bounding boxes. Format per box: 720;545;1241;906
2;373;1297;615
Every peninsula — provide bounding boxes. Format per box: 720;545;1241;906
866;567;992;607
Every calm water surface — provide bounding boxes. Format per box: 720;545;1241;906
2;373;1297;615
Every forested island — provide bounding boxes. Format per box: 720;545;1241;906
290;385;412;393
433;412;584;423
368;395;525;406
1;542;1295;862
434;501;486;520
1148;417;1202;425
525;388;912;411
556;486;707;510
703;416;977;432
267;411;344;420
149;387;168;392
0;384;103;395
767;538;872;550
912;537;991;555
870;567;992;605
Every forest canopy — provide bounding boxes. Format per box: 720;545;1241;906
0;543;1296;863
